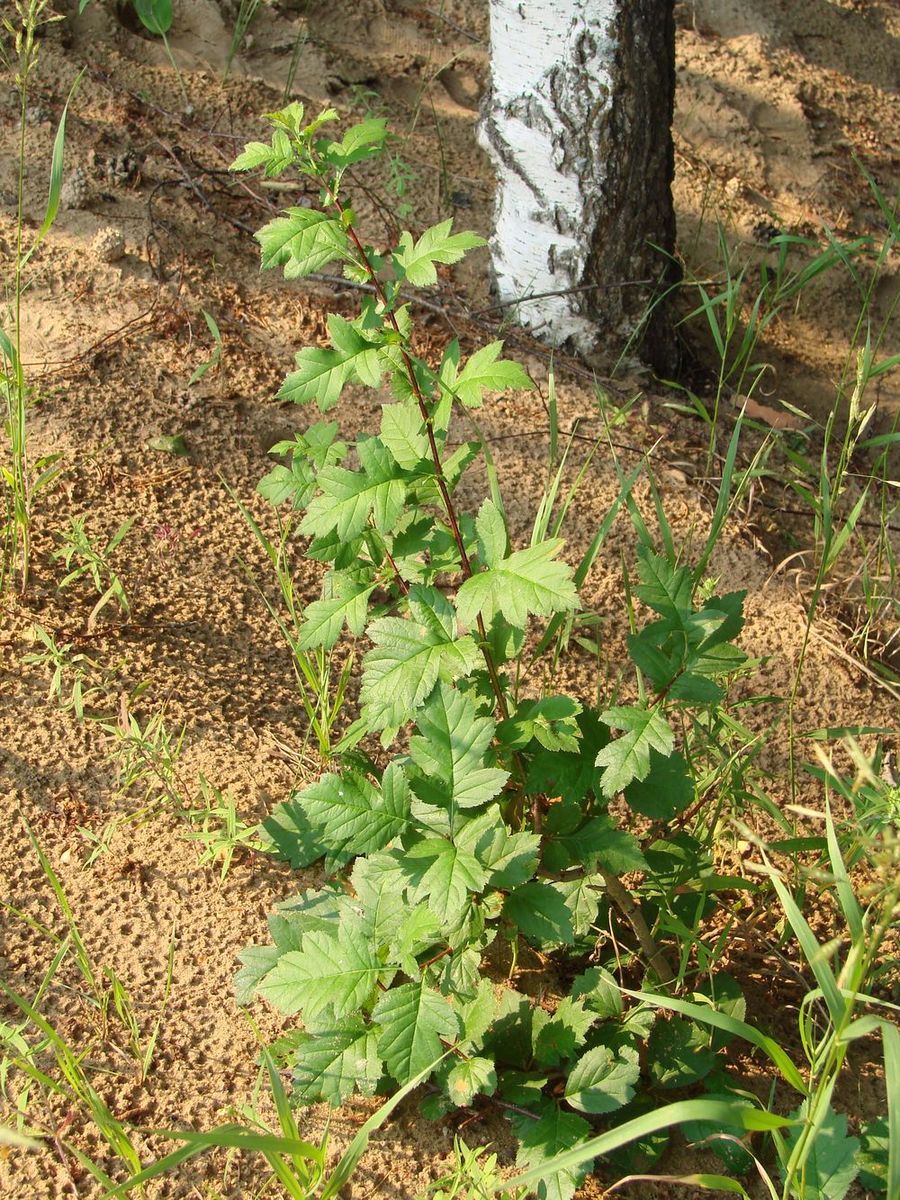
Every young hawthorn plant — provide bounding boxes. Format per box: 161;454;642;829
231;106;754;1198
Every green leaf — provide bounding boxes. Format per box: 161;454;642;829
458;980;498;1051
512;1105;591;1200
390;905;442;977
532;998;597;1067
409;684;509;813
682;1096;755;1173
326;118;389;167
230;141;274;172
259;915;383;1020
456;539;579;631
446;1056;497;1106
457;811;540;889
278;347;349;410
234;945;280;1006
855;1116;889;1194
298;576;375;649
134;0;172;35
475;498;508;567
373;981;460;1084
395;219;485;286
648;1016;717;1088
565;1042;640;1114
403;837;487;924
782;1106;859;1200
634;546;693;624
554;875;602;937
569;967;622;1018
349;852;409;945
301;438;406;540
296;765;412;855
624;749;693;820
595;706;675;798
327;314;387;388
257;209;351;278
292;1018;382;1106
361;591;481;730
453;341;535;408
526;709;609;804
262;800;327;868
504;882;574;947
380;401;430;469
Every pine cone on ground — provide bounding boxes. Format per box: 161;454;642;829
61;166;90;210
91;226;126;263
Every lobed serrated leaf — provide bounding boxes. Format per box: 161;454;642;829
279;347;349;410
512;1105;591;1200
292;1018;382;1106
532;998;597;1067
453;341;535;408
782;1105;860;1200
403;836;487;924
301;439;407;541
258;915;383;1020
380;401;430;469
373;981;460;1084
446;1056;497;1106
256;208;351;278
595;706;675;798
564;1042;640;1114
230;141;274;172
456;539;579;631
504;882;574;947
296;765;412;855
395;219;486;286
409;684;509;813
361;594;480;730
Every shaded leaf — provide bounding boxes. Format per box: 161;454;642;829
595;706;674;798
293;1018;382;1106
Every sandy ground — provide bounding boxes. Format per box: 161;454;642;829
1;1;898;1197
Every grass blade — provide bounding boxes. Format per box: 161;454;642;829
494;1099;792;1194
320;1049;453;1200
624;990;807;1094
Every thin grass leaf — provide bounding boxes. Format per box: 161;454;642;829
884;1021;900;1200
319;1050;453;1199
822;801;862;940
100;1140;227;1197
693;411;744;586
494;1099;792;1194
759;860;847;1026
21;818;100;1000
22;70;84;268
624;991;807;1094
534;456;644;659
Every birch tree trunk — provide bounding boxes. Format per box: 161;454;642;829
478;0;677;373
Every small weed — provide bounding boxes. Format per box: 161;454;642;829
53;515;134;627
229;480;353;760
223;0;262;78
101;704;186;810
426;1138;526;1200
21;624;107;719
184;776;268;882
188;308;224;386
0;1;80;591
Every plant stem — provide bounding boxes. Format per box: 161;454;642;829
326;183;509;719
601;871;675;984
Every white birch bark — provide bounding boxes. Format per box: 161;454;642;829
479;0;677;367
